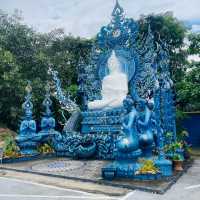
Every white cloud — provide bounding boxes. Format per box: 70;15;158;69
0;0;200;38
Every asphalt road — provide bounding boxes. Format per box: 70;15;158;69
0;176;118;200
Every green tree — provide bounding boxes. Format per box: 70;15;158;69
188;33;200;55
176;33;200;111
0;10;92;130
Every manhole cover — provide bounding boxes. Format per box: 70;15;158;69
31;160;86;173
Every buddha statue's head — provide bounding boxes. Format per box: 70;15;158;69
107;51;121;74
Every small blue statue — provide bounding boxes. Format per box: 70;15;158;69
16;81;39;155
38;84;60;140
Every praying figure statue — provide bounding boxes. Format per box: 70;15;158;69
88;51;128;110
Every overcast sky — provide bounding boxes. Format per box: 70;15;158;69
0;0;200;38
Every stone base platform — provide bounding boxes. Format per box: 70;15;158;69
0;157;193;194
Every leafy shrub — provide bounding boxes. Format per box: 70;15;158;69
38;143;54;154
3;135;20;158
136;159;159;174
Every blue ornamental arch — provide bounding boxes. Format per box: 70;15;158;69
80;0;156;102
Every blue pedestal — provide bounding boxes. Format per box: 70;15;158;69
102;149;142;180
155;158;172;177
17;140;39;156
102;160;141;180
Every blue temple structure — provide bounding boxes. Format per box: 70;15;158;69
16;0;177;180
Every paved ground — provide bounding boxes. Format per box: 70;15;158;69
125;157;200;200
0;157;200;200
1;157;189;193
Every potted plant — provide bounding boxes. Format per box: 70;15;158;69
172;154;184;171
164;141;184;160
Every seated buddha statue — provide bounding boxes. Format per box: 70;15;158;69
88;51;128;110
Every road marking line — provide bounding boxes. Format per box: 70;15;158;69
0;194;118;199
185;184;200;190
121;191;136;200
0;176;96;196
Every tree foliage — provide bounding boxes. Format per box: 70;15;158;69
176;63;200;111
176;33;200;111
0;10;92;130
0;10;199;131
188;33;200;55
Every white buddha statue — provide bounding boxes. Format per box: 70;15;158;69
88;51;128;110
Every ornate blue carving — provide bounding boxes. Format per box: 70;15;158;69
51;131;115;159
155;40;176;145
48;67;79;113
81;107;126;134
